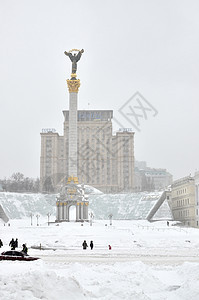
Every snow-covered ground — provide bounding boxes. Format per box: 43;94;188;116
1;219;199;299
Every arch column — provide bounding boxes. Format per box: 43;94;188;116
81;203;84;221
57;203;61;221
66;204;69;221
83;203;88;220
76;203;79;221
61;204;64;220
63;203;67;220
59;203;63;221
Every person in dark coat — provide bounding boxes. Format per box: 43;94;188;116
82;240;88;250
9;238;14;247
15;238;18;248
0;239;3;248
22;244;28;254
90;240;94;250
9;238;15;250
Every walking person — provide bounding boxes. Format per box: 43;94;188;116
22;244;28;254
15;238;18;248
9;238;15;250
82;240;88;250
0;239;3;248
90;240;94;250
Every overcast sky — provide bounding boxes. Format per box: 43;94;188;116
0;0;199;180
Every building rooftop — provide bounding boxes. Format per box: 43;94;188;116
63;110;113;122
172;176;194;188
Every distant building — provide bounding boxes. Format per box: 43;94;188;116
171;176;196;227
194;171;199;226
134;161;173;192
134;161;147;170
40;110;134;193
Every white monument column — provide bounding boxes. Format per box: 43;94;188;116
67;79;80;178
56;49;89;223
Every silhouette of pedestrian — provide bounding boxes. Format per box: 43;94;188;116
9;238;15;250
22;244;28;254
90;240;94;250
82;240;88;250
15;238;18;248
0;239;3;248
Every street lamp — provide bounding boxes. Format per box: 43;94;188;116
89;212;94;226
30;213;34;226
108;214;113;226
36;214;40;226
47;213;51;226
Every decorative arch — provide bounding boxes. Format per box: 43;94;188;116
56;181;89;222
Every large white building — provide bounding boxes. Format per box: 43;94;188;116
170;176;196;227
40;110;134;193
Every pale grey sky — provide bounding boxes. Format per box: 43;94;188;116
0;0;199;180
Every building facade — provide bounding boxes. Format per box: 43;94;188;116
194;171;199;227
171;176;196;227
40;110;134;193
134;161;173;192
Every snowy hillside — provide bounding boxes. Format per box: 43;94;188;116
0;190;172;220
89;192;172;220
0;193;56;219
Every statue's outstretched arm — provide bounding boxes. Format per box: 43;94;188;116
76;49;84;62
64;51;73;61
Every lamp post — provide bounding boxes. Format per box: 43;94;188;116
30;213;34;226
89;212;94;226
47;213;51;226
36;214;40;226
108;214;113;226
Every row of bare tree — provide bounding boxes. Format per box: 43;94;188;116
0;172;40;193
